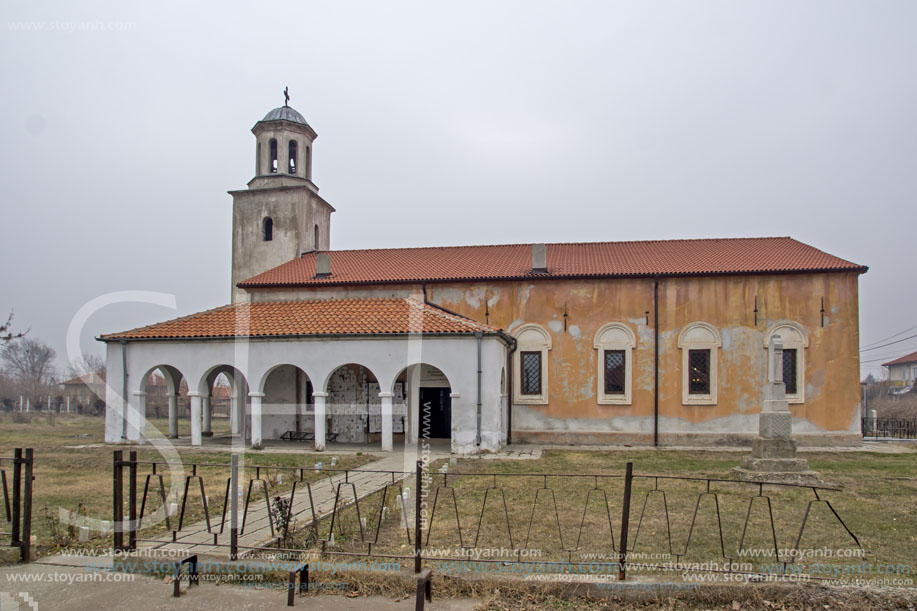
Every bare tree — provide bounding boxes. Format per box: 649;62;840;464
68;353;105;378
1;337;57;407
1;312;26;344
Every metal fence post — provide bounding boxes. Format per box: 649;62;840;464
230;454;239;560
618;461;633;581
21;449;32;563
11;448;21;553
128;450;137;551
113;450;124;551
414;459;422;574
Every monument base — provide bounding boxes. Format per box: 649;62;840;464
733;436;823;485
732;465;824;486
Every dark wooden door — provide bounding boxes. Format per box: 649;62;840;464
419;387;451;439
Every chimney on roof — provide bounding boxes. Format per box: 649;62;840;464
532;243;547;274
315;252;331;278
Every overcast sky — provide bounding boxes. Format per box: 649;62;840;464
1;1;914;379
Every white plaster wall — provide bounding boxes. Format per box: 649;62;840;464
104;335;509;453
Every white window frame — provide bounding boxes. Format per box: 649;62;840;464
677;322;722;406
594;323;636;405
764;321;808;404
513;324;551;405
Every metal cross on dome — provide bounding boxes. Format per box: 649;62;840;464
283;86;290;106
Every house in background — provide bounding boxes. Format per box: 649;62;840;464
59;372;107;414
883;351;917;394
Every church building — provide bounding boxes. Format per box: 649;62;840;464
102;99;868;453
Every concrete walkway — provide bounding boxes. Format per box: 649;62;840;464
140;448;448;557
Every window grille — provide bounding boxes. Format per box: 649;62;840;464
688;349;710;394
782;348;798;395
604;350;625;394
521;351;541;395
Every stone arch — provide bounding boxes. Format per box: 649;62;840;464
677;322;722;405
513;323;551;405
323;363;382;445
594;323;637;405
764;320;809;403
288;139;298;175
137;364;187;438
677;321;722;348
258;364;313;441
392;363;453;444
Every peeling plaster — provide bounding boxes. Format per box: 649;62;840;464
569;325;581;339
507;319;524;334
548;320;563;333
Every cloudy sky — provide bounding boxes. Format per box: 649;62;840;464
1;1;914;379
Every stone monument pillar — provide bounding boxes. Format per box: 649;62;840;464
734;335;822;484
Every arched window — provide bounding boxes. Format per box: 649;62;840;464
305;146;312;180
288;140;298;175
764;321;808;403
313;224;319;249
262;217;273;241
513;324;551;405
269;139;278;173
594;323;637;405
677;322;722;405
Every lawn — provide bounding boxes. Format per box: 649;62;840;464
1;413;914;584
308;447;916;582
0;413;374;559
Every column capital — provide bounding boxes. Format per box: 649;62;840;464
312;391;329;398
132;391;147;397
187;391;203;398
248;392;266;398
378;392;395;399
449;392;462;399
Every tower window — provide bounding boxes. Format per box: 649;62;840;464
314;224;319;249
288;140;297;175
269;139;278;173
262;217;273;241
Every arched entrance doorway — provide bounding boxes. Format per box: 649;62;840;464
324;363;380;447
259;364;313;442
139;365;187;439
199;365;249;444
393;363;452;449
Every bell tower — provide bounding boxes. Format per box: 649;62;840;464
229;89;334;302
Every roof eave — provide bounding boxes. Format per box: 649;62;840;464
238;266;869;290
97;331;506;343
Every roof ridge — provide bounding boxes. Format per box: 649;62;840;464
301;236;797;256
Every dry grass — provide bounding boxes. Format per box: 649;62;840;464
0;413;374;558
295;448;916;583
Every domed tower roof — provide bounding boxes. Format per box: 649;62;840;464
261;105;310;126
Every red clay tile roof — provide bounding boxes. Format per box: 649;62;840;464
238;237;867;288
883;351;917;367
100;298;498;341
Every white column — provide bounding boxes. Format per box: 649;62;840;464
67;396;71;413
202;395;212;436
127;391;146;442
407;365;420;445
168;393;179;438
379;392;394;452
249;392;264;447
189;391;203;446
230;392;239;435
313;392;327;451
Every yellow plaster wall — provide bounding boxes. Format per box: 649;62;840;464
426;272;861;432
